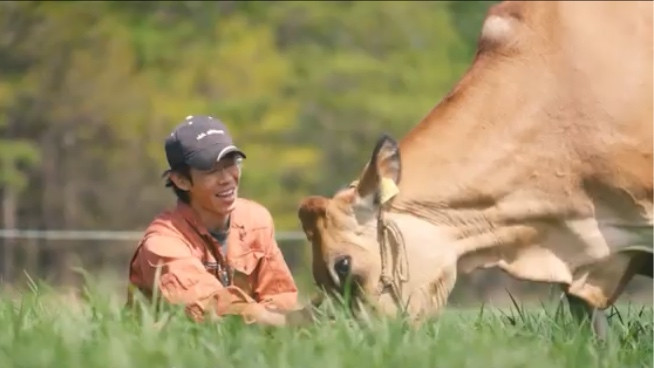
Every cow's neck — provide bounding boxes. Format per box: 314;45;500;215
384;8;652;248
385;81;651;286
387;84;580;256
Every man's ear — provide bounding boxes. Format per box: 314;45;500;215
298;196;329;242
354;134;401;207
169;171;192;191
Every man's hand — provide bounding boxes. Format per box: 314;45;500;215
242;303;315;327
284;305;316;327
241;303;286;326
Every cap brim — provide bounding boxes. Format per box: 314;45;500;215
186;145;246;171
216;145;246;162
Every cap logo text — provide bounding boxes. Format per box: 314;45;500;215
196;129;224;140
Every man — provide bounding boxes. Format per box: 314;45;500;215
127;115;300;326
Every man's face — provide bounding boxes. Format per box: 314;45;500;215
177;153;243;217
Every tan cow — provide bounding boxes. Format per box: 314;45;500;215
298;1;653;336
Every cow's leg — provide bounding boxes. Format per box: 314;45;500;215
565;293;609;340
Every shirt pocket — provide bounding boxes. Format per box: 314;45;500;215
229;250;265;296
231;250;264;274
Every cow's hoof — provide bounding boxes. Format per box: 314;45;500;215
590;309;609;342
565;293;610;341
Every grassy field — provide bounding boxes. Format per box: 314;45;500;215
0;276;651;368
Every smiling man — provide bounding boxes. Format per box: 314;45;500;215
127;115;299;326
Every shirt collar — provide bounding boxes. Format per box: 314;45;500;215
174;200;245;237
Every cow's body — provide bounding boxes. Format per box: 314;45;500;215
298;0;652;329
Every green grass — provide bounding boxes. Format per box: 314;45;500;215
0;276;651;368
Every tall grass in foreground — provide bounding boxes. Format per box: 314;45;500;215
0;275;651;368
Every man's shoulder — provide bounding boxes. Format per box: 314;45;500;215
234;197;274;228
137;206;197;252
142;207;187;239
133;208;197;259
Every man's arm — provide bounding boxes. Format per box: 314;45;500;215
135;234;287;325
253;224;300;311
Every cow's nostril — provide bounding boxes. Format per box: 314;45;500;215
334;255;351;279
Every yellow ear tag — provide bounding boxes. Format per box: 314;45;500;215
379;178;399;204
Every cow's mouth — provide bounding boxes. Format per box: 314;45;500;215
314;272;367;316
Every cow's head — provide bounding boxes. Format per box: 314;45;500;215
298;135;458;322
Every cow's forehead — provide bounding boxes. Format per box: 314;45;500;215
324;199;356;232
323;187;354;215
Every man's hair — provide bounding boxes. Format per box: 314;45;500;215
164;165;192;204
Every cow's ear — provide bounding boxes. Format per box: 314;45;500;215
354;134;401;208
298;196;329;242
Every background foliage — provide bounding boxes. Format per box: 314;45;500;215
0;1;495;233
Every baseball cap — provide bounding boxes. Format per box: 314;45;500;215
164;115;246;171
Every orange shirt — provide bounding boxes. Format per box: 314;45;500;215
127;198;298;323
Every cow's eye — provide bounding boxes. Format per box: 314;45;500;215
334;255;351;278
